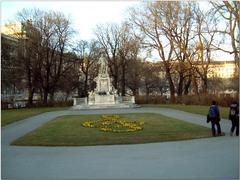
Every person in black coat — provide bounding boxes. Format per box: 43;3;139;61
229;101;239;136
207;100;222;136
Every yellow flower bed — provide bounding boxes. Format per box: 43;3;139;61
82;115;144;133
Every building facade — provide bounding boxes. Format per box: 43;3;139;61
1;22;34;108
208;61;236;79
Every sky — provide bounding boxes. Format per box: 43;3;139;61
1;1;139;41
1;0;234;61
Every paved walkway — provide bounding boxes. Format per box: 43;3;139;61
1;107;239;179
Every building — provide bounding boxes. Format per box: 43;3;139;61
1;21;78;108
1;22;25;38
1;22;34;108
144;60;237;97
208;61;236;79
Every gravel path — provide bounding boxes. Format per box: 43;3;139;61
1;107;239;179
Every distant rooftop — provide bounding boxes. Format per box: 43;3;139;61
1;22;23;38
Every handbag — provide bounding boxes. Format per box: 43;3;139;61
206;114;210;123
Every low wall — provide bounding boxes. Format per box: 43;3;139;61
122;96;135;103
73;98;87;106
73;96;135;106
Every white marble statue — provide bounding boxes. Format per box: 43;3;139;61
99;55;108;75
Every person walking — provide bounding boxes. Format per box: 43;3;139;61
207;100;222;136
229;101;239;136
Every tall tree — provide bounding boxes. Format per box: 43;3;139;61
74;40;101;97
211;1;240;67
161;2;195;96
130;2;178;101
118;22;142;96
16;9;43;106
140;61;162;97
191;5;219;94
126;58;142;96
38;11;74;104
17;9;74;105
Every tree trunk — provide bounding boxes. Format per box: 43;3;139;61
77;86;81;97
28;88;35;106
146;85;150;103
113;63;119;93
50;90;55;102
39;88;43;101
65;92;70;102
43;88;48;105
177;73;184;96
165;66;175;102
192;76;199;95
184;78;191;95
202;75;208;94
121;64;126;96
134;88;139;96
84;73;88;97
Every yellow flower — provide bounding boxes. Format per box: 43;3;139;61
82;115;144;133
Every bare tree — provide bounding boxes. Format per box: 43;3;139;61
16;9;43;106
126;58;142;96
57;53;81;101
36;11;74;104
141;61;161;97
190;5;219;94
211;1;240;66
130;2;178;101
16;9;74;105
118;22;142;96
161;2;196;96
74;40;101;97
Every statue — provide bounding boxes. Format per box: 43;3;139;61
89;91;94;96
72;55;136;109
99;55;108;75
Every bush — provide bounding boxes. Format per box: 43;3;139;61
136;95;168;104
136;94;238;107
25;100;73;108
176;94;238;107
47;100;73;107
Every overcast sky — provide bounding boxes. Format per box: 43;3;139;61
1;1;233;61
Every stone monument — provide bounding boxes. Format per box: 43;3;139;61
72;55;136;109
88;55;117;105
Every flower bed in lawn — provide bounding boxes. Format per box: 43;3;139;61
11;113;212;146
82;115;145;133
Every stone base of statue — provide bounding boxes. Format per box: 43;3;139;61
89;94;115;105
72;96;138;110
72;55;137;110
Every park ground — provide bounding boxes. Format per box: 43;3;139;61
1;106;239;179
1;104;229;127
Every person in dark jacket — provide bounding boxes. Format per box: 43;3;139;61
229;101;239;136
207;100;222;136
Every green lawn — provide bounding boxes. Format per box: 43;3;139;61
142;104;229;119
1;107;69;127
1;104;229;127
12;113;212;146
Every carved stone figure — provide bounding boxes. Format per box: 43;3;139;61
99;55;108;75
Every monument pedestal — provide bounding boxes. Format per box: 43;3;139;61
94;94;115;104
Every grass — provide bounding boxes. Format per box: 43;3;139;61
1;107;69;127
142;104;229;119
1;104;229;127
12;113;212;146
